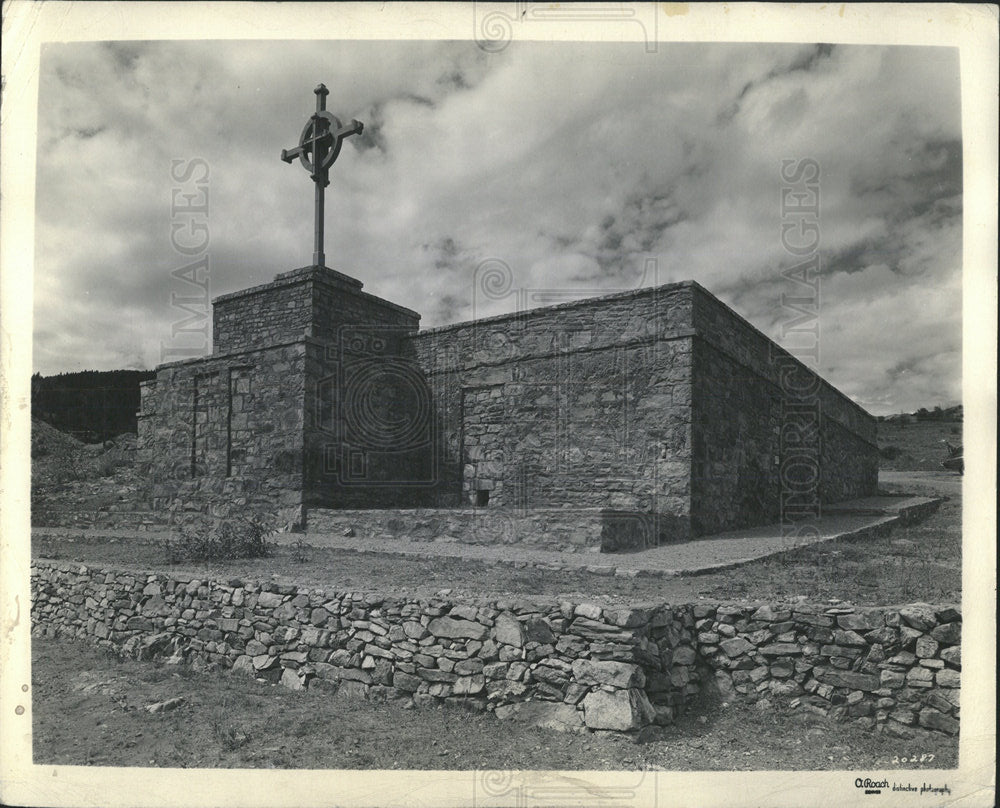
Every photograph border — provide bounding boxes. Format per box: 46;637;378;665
2;3;996;807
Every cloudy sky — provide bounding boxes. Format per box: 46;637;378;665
33;39;962;415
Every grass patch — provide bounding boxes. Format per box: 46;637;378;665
877;420;963;471
711;499;960;604
162;513;276;563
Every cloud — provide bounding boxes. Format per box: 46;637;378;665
33;41;962;414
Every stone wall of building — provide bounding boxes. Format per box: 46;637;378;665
690;338;783;534
302;335;436;510
134;273;876;540
689;285;878;535
31;560;960;737
304;507;667;553
690;284;876;444
212;270;322;356
137;342;308;521
139;267;425;520
408;283;696;540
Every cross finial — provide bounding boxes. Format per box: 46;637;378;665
281;84;363;268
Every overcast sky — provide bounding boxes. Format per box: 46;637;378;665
33;40;962;415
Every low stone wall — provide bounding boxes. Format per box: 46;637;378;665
29;561;959;737
30;507;166;530
693;602;961;737
304;508;677;553
30;560;701;732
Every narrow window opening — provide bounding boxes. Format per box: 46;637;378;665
475;489;490;507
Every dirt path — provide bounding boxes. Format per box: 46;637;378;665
880;470;963;498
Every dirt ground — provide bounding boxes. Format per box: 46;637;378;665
31;636;958;771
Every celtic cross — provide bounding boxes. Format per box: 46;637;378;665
281;84;363;267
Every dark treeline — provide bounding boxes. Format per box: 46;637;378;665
32;369;155;443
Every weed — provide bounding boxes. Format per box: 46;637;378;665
291;537;310;564
97;452;119;477
212;717;253;751
36;540;62;560
164;512;277;563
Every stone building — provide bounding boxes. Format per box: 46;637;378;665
137;264;877;547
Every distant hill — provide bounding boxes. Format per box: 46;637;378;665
877;404;962;424
31;369;155;443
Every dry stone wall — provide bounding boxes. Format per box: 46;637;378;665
693;602;961;737
31;561;959;737
30;560;702;732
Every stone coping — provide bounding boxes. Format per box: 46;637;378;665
29;554;960;617
212;265;362;303
412;280;697;338
138;337;306;373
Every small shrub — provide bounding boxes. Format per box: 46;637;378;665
291;537;310;563
213;720;253;751
853;566;879;588
36;540;62;560
97;451;120;477
165;512;276;562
